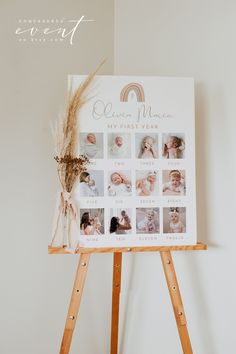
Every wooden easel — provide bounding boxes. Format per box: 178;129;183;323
57;242;207;354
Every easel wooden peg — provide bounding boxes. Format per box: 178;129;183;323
160;251;192;353
60;253;90;354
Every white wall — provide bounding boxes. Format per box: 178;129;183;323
0;1;114;353
1;1;236;354
115;1;236;353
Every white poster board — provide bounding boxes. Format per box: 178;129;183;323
71;75;197;247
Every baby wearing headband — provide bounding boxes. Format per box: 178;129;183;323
168;208;185;233
136;171;157;196
163;170;185;195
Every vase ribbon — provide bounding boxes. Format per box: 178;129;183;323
50;191;79;252
61;191;78;219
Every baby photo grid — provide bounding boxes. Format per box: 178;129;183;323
71;75;197;247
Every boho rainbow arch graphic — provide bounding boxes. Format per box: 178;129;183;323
120;82;145;102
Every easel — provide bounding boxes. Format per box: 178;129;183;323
56;242;207;354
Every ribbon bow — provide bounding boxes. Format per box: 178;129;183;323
50;191;80;252
60;191;78;220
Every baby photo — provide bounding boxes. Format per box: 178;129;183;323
136;208;159;234
162;133;185;159
109;208;132;234
162;170;186;196
74;170;104;197
136;170;158;196
80;208;104;235
163;207;186;233
79;132;103;159
108;171;132;196
135;133;158;159
108;133;131;158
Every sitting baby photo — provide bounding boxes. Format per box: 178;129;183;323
163;207;186;233
162;170;186;196
108;133;131;158
136;134;158;159
136;208;159;234
108;171;132;196
79;132;103;159
162;133;185;159
136;170;158;196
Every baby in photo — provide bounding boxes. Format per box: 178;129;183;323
108;172;132;196
120;209;131;227
91;214;102;235
109;209;132;234
163;170;186;195
108;133;130;158
80;133;103;159
137;135;158;159
77;172;99;197
80;209;104;235
137;208;159;233
162;134;185;159
75;170;104;197
168;208;186;233
136;171;158;196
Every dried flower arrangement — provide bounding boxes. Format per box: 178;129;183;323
50;62;104;252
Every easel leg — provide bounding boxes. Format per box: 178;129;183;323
160;251;193;354
110;252;122;354
60;253;90;354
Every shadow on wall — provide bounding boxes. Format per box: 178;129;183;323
195;81;208;245
195;81;212;246
196;80;227;247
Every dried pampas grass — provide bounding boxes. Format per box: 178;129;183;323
52;61;105;194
